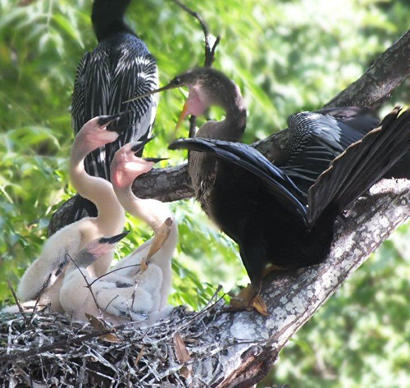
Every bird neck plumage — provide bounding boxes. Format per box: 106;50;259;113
198;102;246;141
92;0;135;41
70;142;125;233
199;82;246;141
115;185;171;233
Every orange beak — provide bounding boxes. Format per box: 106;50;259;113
175;100;189;132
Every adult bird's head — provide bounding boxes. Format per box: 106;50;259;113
111;139;167;189
92;0;133;41
128;67;246;133
72;231;129;269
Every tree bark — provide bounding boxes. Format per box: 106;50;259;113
181;180;409;386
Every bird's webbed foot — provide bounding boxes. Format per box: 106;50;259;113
229;282;268;316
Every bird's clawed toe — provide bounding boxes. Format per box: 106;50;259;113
229;284;268;316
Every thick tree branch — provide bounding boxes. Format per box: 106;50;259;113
133;31;410;202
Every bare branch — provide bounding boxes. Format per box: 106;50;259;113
66;254;101;314
171;0;221;67
7;281;28;326
326;30;410;109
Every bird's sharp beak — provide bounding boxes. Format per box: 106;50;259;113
143;157;168;163
175;100;189;131
99;231;129;245
98;114;121;127
99;111;131;133
131;137;155;155
123;82;179;104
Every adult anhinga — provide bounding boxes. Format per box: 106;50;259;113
142;68;409;312
17;115;126;312
67;0;158;225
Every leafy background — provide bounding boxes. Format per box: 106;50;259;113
0;0;408;386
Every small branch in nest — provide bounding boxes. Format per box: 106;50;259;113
0;326;118;363
7;281;28;326
66;253;101;314
29;273;52;323
88;264;141;287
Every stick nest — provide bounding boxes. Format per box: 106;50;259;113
0;297;227;387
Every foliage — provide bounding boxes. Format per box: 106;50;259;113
0;0;408;385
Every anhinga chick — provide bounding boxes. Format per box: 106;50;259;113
144;68;410;314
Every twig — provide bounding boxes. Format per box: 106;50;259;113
88;263;141;287
7;281;28;326
171;0;219;66
65;253;101;314
171;0;221;138
29;273;52;323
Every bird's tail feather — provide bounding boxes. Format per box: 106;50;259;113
308;107;410;224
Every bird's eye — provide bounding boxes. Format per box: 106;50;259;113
172;77;181;85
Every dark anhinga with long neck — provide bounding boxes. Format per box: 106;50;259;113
66;0;158;225
145;68;409;312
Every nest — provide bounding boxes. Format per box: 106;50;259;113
0;296;226;387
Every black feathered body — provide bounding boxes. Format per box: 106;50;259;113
72;32;158;180
172;106;409;286
207;158;335;283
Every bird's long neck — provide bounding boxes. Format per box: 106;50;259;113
114;185;171;233
70;140;125;233
197;83;246;141
92;0;134;41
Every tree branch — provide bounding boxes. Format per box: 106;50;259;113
326;30;410;109
133;31;410;202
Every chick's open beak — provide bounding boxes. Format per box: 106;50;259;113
99;231;129;245
143;157;168;163
131;137;155;155
99;111;131;133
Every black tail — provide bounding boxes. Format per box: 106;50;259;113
308;107;410;224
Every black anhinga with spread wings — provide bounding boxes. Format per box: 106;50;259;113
68;0;158;223
147;68;409;312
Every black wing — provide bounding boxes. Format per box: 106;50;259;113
169;137;308;225
308;107;410;224
278;108;379;195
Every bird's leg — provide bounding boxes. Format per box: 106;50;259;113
140;218;173;271
229;246;270;316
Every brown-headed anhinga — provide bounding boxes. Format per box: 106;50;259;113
56;0;158;229
140;68;409;313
